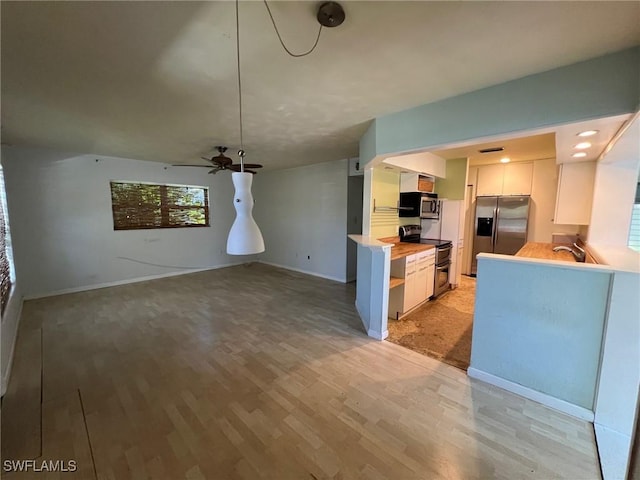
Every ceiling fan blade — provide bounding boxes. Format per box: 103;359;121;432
230;163;263;169
208;168;220;175
228;165;258;174
201;156;213;162
173;164;213;168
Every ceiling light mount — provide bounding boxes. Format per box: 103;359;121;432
317;2;345;28
263;0;345;58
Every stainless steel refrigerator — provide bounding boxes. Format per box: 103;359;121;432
471;195;530;274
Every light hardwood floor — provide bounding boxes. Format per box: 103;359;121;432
2;263;601;479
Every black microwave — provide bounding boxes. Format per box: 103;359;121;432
399;192;440;219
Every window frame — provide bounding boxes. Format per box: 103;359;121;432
110;180;210;231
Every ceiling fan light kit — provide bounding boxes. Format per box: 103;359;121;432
226;0;345;255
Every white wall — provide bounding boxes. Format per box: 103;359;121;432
2;146;253;298
253;159;349;283
1;285;23;396
587;115;640;479
589;115;640;246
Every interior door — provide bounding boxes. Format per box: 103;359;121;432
495;196;530;255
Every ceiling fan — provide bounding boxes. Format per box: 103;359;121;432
174;146;263;174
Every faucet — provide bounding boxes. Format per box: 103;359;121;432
553;243;586;262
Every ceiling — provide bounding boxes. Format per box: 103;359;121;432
430;114;631;167
2;1;639;171
433;133;557;166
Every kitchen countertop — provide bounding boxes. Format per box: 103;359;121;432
515;242;577;262
378;236;436;261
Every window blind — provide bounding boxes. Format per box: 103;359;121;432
0;168;12;313
110;182;209;230
629;203;640;252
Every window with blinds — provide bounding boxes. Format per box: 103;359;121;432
629;182;640;252
110;181;210;230
0;167;14;313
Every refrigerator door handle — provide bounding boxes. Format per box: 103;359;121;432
492;207;499;249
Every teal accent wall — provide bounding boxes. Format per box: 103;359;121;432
359;120;377;168
471;256;612;409
360;47;640;163
435;158;468;200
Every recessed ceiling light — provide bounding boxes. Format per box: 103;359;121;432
500;157;510;163
572;152;587;158
575;142;592;149
577;130;598;137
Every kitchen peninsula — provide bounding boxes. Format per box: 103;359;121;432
378;237;436;319
469;250;614;421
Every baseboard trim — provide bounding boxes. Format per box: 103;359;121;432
1;293;24;397
23;262;248;300
467;367;594;422
367;328;388;341
257;261;346;284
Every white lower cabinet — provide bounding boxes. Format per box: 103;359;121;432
388;250;436;319
414;255;429;307
426;262;435;299
450;241;463;287
456;244;463;285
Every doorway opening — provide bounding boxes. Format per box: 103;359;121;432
346;175;363;283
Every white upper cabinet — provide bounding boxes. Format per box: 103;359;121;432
554;161;596;225
476;162;533;196
502;162;533;195
400;173;435;193
476;164;505;196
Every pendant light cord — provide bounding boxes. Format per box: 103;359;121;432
235;0;245;171
263;0;323;58
235;0;326;171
